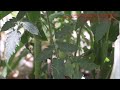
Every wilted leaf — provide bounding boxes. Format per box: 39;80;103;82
5;29;22;61
21;21;39;35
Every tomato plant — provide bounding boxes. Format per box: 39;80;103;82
0;11;119;79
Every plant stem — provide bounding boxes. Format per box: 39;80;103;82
106;67;112;79
34;35;42;79
75;26;83;56
0;61;10;78
46;11;53;44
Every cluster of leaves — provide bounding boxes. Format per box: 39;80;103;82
0;11;119;79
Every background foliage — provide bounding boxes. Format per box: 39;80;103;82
0;11;119;79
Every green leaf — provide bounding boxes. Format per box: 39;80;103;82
36;21;47;41
64;11;71;16
65;60;74;78
57;42;77;53
73;63;83;79
101;41;109;63
76;58;98;71
16;11;26;20
109;21;119;42
52;58;65;79
27;11;40;23
21;21;39;35
38;45;54;61
95;20;111;42
58;51;66;59
49;11;64;22
1;18;17;31
0;11;12;20
55;24;73;39
21;31;30;44
100;62;111;79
